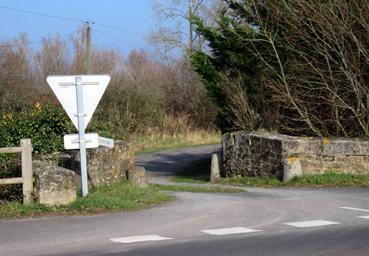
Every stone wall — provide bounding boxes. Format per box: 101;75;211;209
222;131;369;181
58;141;135;187
88;141;135;186
33;140;147;205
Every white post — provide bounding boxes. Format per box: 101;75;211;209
76;76;89;197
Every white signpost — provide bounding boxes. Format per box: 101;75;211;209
47;75;113;196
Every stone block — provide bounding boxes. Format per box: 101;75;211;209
128;167;148;187
88;141;134;187
283;156;302;182
34;166;76;206
210;153;220;183
59;141;135;188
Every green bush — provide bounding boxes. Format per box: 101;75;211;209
0;103;72;154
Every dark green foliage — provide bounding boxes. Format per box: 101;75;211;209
0;104;72;154
190;5;265;132
0;104;72;201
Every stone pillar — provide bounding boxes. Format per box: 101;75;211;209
210;153;220;183
128;167;148;187
283;156;302;182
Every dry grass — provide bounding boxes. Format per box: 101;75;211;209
132;129;220;154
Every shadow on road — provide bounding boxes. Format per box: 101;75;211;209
135;145;220;177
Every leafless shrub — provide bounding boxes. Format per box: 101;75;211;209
247;0;369;137
0;30;216;137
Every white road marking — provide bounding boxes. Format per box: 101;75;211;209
358;216;369;219
110;235;172;244
282;197;301;201
201;227;262;236
341;207;369;213
285;220;340;228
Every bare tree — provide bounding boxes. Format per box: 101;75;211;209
149;0;221;56
250;0;369;137
0;33;32;111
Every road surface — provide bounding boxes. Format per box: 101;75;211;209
1;145;369;256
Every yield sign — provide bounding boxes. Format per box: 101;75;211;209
47;75;110;130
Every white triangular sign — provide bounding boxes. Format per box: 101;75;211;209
47;75;110;130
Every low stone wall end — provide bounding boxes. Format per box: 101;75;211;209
222;132;369;181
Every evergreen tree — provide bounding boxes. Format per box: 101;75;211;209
190;1;266;132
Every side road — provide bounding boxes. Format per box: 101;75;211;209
135;144;220;182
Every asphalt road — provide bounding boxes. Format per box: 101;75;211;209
1;145;369;256
135;145;221;179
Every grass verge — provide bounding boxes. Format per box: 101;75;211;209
151;184;244;193
169;156;369;188
0;179;244;220
216;172;369;188
133;130;220;155
0;182;173;220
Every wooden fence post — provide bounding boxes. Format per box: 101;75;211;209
21;139;33;205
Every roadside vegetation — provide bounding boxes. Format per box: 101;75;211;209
0;182;172;220
3;0;369;209
172;158;369;188
152;183;243;193
216;173;369;188
0;27;219;203
0;181;245;220
192;1;369;137
133;130;220;155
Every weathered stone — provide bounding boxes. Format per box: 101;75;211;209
222;131;283;178
210;153;220;183
34;166;76;206
59;141;135;187
223;131;369;182
33;152;59;170
88;141;132;186
283;156;302;182
128;167;148;187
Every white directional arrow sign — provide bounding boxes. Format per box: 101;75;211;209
47;75;110;130
64;133;99;150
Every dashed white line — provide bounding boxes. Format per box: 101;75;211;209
282;197;301;201
341;207;369;213
201;227;262;236
110;235;172;244
358;216;369;220
284;220;340;228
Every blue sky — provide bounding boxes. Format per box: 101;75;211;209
0;0;158;55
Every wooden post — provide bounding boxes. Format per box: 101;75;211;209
21;139;33;205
